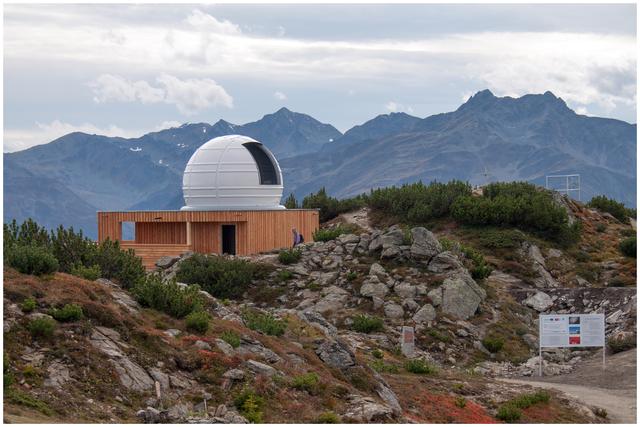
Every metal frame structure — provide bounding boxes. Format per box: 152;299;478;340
545;174;581;201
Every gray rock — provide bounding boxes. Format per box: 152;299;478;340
214;339;236;357
338;234;360;245
315;339;356;369
402;298;420;312
43;360;71;388
440;277;483;320
314;292;349;314
383;302;404;319
380;246;401;259
369;263;387;278
343;396;394;422
427;251;464;273
381;226;405;247
148;367;170;391
246;360;277;377
164;329;182;338
358;234;371;252
522;334;539;350
523;292;554;312
167;403;190;421
412;304;436;324
427;288;443;306
360;280;388;299
237;338;281;363
410;227;442;260
156;256;180;269
394;282;416;299
194;340;212;350
137;407;167;423
368;234;383;252
222;368;245;381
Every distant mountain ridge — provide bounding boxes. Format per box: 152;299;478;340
4;91;636;238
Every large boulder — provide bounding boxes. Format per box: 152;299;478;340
427;288;443;306
245;360;277;377
427;251;464;273
410;227;442;260
343;396;395;423
315;339;356;369
383;302;404;319
360;278;389;299
412;304;436;324
523;291;553;312
440;277;484;320
380;226;405;248
394;282;416;299
314;287;350;314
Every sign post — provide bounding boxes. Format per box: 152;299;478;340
538;313;605;376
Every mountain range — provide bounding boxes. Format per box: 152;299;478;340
4;90;636;238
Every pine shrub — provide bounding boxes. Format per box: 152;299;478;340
619;237;636;258
278;248;302;264
404;359;437;375
70;264;102;281
50;304;83;322
185;311;211;334
7;245;59;276
221;330;241;348
352;315;384;333
132;275;204;318
242;310;287;336
27;317;56;338
20;297;37;313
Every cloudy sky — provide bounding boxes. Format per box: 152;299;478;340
3;3;637;152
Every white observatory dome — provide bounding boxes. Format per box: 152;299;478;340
181;135;285;211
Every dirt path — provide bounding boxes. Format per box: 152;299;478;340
499;349;637;423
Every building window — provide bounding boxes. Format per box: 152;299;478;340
243;142;279;185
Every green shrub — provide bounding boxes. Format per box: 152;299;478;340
451;182;580;246
132;275;203;318
496;404;521;422
278;248;302;264
346;271;358;281
370;359;400;374
371;349;384;359
234;389;264;424
50;304;83;322
284;193;299;209
459;244;492;280
221;330;241;348
312;227;347;242
176;254;264;300
455;396;467;408
315;411;341;423
482;336;505;353
92;240;145;288
427;329;452;343
27;317;56;338
242;310;287;336
367;180;471;223
404;359;437;375
587;195;634;223
302;187;365;223
7;245;59;276
277;270;293;281
608;334;636;353
70;263;101;281
4;352;13;390
352;315;384;333
619;236;636;258
21;297;37;313
478;229;525;249
4;387;53;415
185;311;211;334
50;225;97;273
595;223;607;233
292;372;320;393
510;390;550;408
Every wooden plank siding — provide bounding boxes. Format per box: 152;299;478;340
98;210;319;269
120;242;192;269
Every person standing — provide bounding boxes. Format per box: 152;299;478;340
291;227;303;247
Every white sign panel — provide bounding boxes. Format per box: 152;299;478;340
539;313;605;348
401;326;415;357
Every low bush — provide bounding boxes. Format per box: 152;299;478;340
277;270;293;281
313;227;347;242
315;411;341;423
459;244;493;280
221;330;241;348
92;240;146;288
278;248;302;265
7;245;59;276
619;236;636;258
482;336;505;353
50;304;83;322
242;309;287;336
595;223;607;233
4;387;53;415
404;359;437;375
20;297;36;313
427;328;452;343
370;359;400;374
346;271;358;281
371;349;384;359
70;263;101;281
302;187;365;223
352;314;384;333
132;275;204;318
291;372;320;393
477;228;525;249
496;404;521;422
27;317;56;338
234;389;265;424
454;396;467;408
587;195;634;223
177;254;265;300
185;311;211;334
608;334;636;354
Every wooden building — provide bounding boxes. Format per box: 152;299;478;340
97;135;319;269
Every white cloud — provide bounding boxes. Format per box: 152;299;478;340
385;101;413;114
274;91;287;101
89;73;233;115
276;25;286;37
3;119;187;152
184;9;240;35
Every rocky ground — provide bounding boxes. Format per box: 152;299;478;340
3;200;636;423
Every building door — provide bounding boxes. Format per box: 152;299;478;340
221;224;236;255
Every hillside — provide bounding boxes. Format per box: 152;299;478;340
4;91;637;238
3;195;636;423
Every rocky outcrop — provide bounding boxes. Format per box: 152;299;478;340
343;395;395;422
315;339;356;369
520;242;559;288
410;227;442;261
440;276;484;320
523;291;554;312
